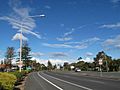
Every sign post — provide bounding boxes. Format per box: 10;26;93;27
99;59;103;77
18;61;23;72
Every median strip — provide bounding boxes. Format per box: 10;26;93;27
42;72;93;90
37;72;63;90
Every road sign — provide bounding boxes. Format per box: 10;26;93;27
18;61;23;67
99;59;103;65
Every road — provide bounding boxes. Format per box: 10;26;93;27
25;71;120;90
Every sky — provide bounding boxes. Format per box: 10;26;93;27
0;0;120;65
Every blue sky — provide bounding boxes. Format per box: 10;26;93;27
0;0;120;65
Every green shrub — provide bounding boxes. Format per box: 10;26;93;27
0;72;17;90
10;71;24;82
10;70;29;82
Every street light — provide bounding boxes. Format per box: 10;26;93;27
19;14;45;72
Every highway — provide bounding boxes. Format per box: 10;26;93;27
25;71;120;90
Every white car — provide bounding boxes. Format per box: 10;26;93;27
75;68;81;72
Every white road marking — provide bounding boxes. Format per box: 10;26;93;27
42;72;93;90
88;80;105;84
37;72;63;90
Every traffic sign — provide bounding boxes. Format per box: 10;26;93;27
99;59;103;65
18;61;23;67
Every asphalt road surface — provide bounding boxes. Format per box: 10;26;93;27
25;71;120;90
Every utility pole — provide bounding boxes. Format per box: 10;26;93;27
99;59;103;77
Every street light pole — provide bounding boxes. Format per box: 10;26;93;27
19;14;45;72
19;22;23;72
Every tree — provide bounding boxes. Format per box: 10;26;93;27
41;64;47;70
1;60;3;64
63;62;70;70
53;64;57;70
75;61;85;70
77;57;82;60
47;60;52;70
94;51;112;71
109;59;120;71
19;42;32;68
5;47;15;69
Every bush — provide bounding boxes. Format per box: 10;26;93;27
0;72;17;90
10;70;30;82
10;71;24;82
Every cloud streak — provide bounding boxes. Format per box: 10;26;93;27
32;57;70;66
64;28;75;37
85;52;93;57
50;52;68;58
30;52;44;57
111;0;120;3
12;33;28;41
56;28;74;41
56;37;72;41
103;35;120;49
0;5;41;39
43;37;100;49
100;22;120;29
57;25;86;42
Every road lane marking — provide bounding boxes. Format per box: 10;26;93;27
42;72;93;90
37;72;63;90
88;80;104;84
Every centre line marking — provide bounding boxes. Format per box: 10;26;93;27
42;72;93;90
37;72;63;90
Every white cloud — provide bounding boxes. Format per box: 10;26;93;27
44;5;51;9
57;25;86;42
111;0;120;3
56;37;72;41
32;57;69;66
100;22;120;29
13;7;31;17
43;43;87;49
43;43;72;48
85;52;93;57
50;52;68;57
65;37;100;44
103;35;120;49
64;28;75;37
77;25;86;29
20;29;41;39
12;33;28;41
0;7;41;39
82;57;94;63
60;24;65;27
83;37;100;42
8;0;21;8
43;37;100;49
0;50;3;55
74;44;88;49
56;28;74;42
30;52;44;57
